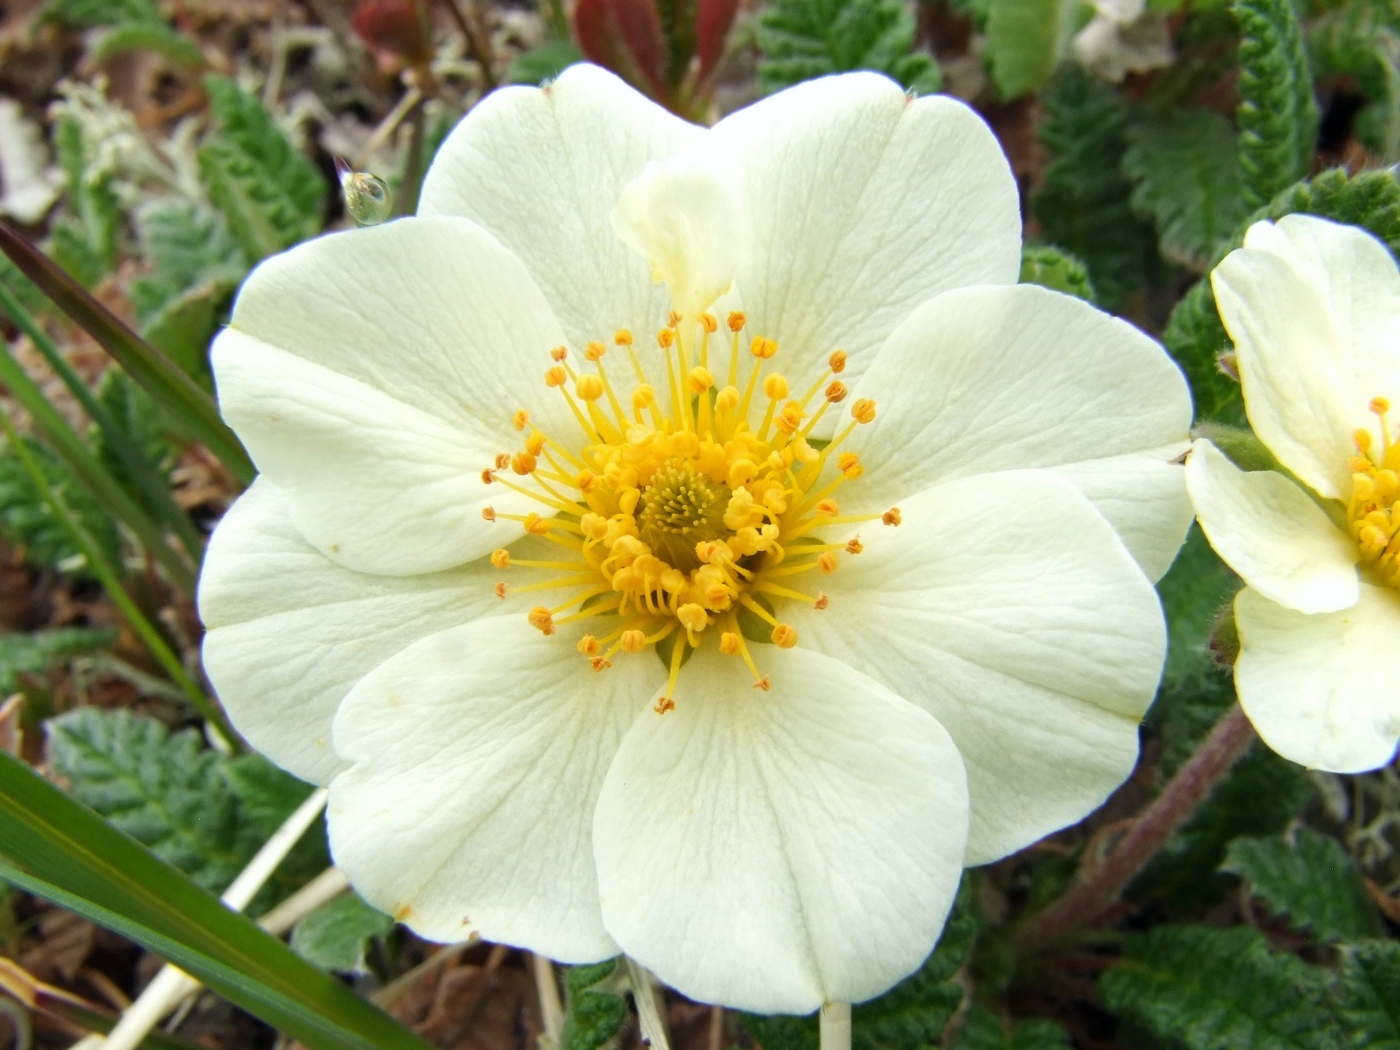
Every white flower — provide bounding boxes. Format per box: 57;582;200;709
1072;0;1173;84
1187;214;1400;774
199;65;1191;1012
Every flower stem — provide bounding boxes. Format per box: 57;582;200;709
1016;703;1256;950
624;958;671;1050
820;1002;851;1050
532;954;564;1047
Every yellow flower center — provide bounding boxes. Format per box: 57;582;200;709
1348;396;1400;589
481;311;896;707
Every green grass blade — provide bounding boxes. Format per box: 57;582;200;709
0;750;435;1050
0;220;254;484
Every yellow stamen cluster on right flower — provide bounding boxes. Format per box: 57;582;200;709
1348;396;1400;588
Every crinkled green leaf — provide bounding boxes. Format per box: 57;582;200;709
1101;924;1342;1050
1310;4;1400;160
0;435;120;577
985;0;1083;99
1124;109;1247;269
1222;828;1383;942
89;370;178;516
1032;65;1159;309
49;114;120;287
198;76;324;262
950;1006;1072;1050
1335;940;1400;1050
291;893;393;974
1234;0;1319;209
91;21;204;66
561;958;627;1050
130;199;247;324
0;628;114;694
755;0;941;94
37;0;160;28
1019;244;1096;302
1154;524;1240;698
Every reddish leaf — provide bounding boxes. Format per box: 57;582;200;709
573;0;671;103
351;0;434;66
696;0;740;81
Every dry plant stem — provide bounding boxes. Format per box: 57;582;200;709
531;954;564;1046
707;1006;724;1050
441;0;498;90
624;958;670;1050
354;85;423;168
95;790;329;1050
820;1003;851;1050
1017;703;1256;950
369;940;475;1007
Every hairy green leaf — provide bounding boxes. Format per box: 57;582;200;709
49;114;120;287
755;0;941;94
37;0;160;28
89;370;179;516
1310;4;1400;160
1124;109;1246;269
90;22;204;66
951;1006;1072;1050
198;76;324;262
1234;0;1319;209
1033;65;1159;309
130;200;247;325
1155;524;1240;698
0;628;114;694
1101;924;1342;1050
291;893;393;973
0;436;120;576
1223;828;1382;942
1018;244;1096;301
985;0;1082;99
561;958;627;1050
509;39;588;85
1336;940;1400;1050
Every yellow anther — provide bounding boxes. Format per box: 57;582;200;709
1379;470;1399;498
1371;396;1391;415
512;409;529;431
619;487;641;515
577;635;601;656
550;345;569;362
481;469;496;485
494;581;508;599
654;696;676;714
1356;428;1375;453
816;499;840;516
615;328;634;346
495;453;511;470
838;452;863;479
763;374;789;400
580;513;608;540
657;328;676;349
661;568;688;594
751;336;778;359
528;606;555;635
633;384;656;410
688;366;715;393
753;675;772;691
727;459;758;489
715;386;739;414
727;311;746;332
481;506;497;522
776;401;805;435
719;631;741;654
771;623;798;648
852;399;876;424
590;657;612;672
883;507;903;526
668;310;682;328
678;603;709;633
576;374;604;401
792;438;820;465
511;452;537;475
828;350;847;373
545;365;568;387
577;470;599;494
491;548;510;569
585;340;607;361
700;313;719;334
814;594;829;610
620;630;645;653
825;380;848;403
525;431;547;456
818;552;839;574
845;536;864;554
1355;473;1377;502
524;513;550;535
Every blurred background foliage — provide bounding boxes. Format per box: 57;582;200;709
0;0;1398;1048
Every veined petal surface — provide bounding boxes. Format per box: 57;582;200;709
784;470;1165;864
846;284;1193;580
1185;439;1359;614
329;616;662;961
593;644;967;1014
1235;583;1400;773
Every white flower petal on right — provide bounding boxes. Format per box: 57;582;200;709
1187;213;1400;773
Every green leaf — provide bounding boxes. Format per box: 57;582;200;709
560;958;628;1050
0;435;120;576
1018;244;1096;301
951;1006;1073;1050
1155;524;1240;697
130;199;247;324
198;76;325;262
89;370;179;514
1310;5;1400;160
37;0;161;27
1123;109;1247;270
985;0;1083;99
90;22;204;66
0;628;114;694
1234;0;1319;209
139;284;221;385
1222;828;1382;942
1032;65;1159;309
1335;940;1400;1050
291;893;393;973
508;38;588;84
755;0;941;94
1100;924;1342;1050
0;747;436;1050
50;114;120;286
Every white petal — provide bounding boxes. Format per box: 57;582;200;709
846;283;1193;580
784;470;1165;864
1235;583;1400;773
419;64;700;349
1185;439;1358;614
1213;217;1400;498
593;644;967;1013
695;73;1021;383
225;215;572;443
212;333;529;575
329;617;663;960
199;480;523;784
